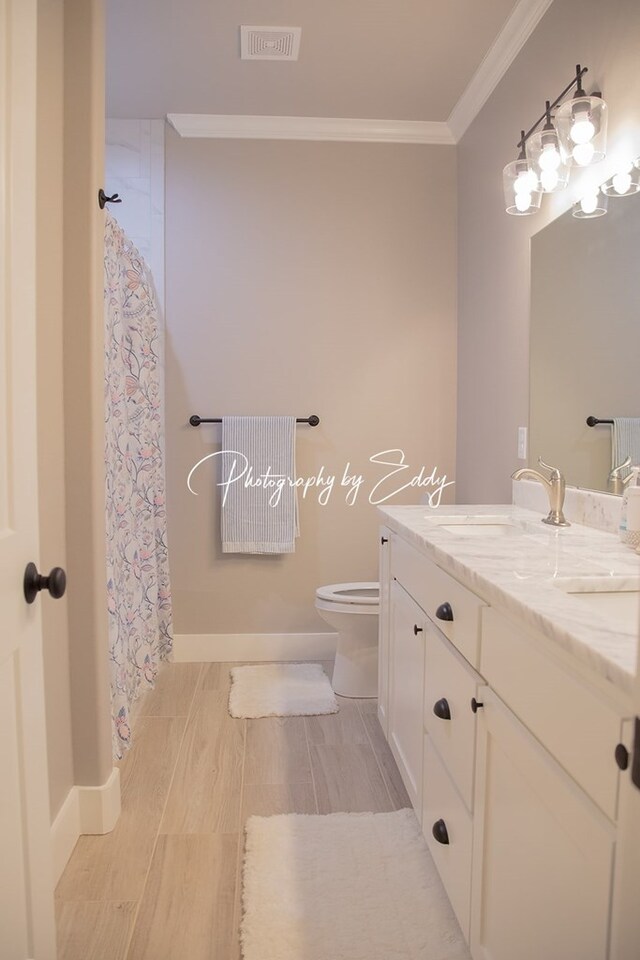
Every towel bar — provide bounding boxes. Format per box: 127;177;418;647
586;417;613;427
189;414;320;427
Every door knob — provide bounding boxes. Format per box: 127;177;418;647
413;624;423;635
24;562;67;604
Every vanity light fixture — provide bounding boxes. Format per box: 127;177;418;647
503;131;542;215
504;65;608;216
572;186;608;219
526;102;569;193
601;158;640;197
555;67;607;167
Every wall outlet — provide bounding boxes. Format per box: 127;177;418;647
517;426;528;460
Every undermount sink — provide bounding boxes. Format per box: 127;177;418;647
429;516;521;537
554;577;640;633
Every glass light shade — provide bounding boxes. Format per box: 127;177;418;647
601;158;640;196
503;158;542;216
572;186;608;218
556;95;607;167
526;127;570;193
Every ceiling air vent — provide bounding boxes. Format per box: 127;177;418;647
240;26;302;61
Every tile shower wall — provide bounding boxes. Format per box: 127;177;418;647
105;119;165;307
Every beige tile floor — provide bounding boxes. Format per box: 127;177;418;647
55;661;410;960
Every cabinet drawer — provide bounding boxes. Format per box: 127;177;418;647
481;608;622;820
424;628;480;810
422;734;472;940
391;535;484;667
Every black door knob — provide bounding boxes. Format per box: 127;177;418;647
381;536;388;544
413;624;423;635
432;819;450;845
433;698;451;720
471;697;484;713
435;601;454;622
24;562;67;604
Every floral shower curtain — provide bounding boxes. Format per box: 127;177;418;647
104;212;173;758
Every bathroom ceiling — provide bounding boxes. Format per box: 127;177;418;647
106;0;522;122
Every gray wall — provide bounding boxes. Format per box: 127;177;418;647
456;0;640;502
165;133;457;636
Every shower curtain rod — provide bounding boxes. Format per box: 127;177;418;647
189;414;320;427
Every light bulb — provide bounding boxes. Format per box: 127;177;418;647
572;141;595;166
515;191;532;212
570;109;595;144
580;192;598;215
514;169;537;193
539;144;561;171
612;171;632;195
540;169;559;192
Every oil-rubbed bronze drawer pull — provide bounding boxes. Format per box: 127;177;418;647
435;601;454;622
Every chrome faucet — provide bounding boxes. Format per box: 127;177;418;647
511;458;570;527
608;457;632;496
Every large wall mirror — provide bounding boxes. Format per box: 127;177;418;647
529;189;640;493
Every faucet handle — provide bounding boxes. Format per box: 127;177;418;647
537;457;563;479
609;456;632;479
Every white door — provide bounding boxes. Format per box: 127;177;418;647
0;0;58;957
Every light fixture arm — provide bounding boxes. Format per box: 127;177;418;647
516;64;589;152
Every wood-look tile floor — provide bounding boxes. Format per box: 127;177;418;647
55;661;410;960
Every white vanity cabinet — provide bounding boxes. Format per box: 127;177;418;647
378;520;634;960
470;686;614;960
388;579;426;810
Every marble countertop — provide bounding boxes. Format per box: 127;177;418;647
379;504;640;698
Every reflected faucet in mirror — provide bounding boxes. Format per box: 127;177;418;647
608;456;632;495
512;457;570;527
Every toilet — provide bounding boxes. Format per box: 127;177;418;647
315;582;379;698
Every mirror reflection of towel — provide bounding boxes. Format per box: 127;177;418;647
220;416;299;554
612;418;640;478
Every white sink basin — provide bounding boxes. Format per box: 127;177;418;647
554;577;640;633
429;516;520;537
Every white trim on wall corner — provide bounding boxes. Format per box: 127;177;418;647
173;632;338;663
166;113;455;145
50;768;122;884
447;0;555;141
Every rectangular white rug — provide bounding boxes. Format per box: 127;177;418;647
228;663;339;719
241;809;471;960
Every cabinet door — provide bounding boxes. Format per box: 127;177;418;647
388;580;425;812
471;688;615;960
377;526;393;734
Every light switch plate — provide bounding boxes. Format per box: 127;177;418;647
517;426;528;460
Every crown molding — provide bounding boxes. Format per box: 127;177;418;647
447;0;555;142
167;113;455;145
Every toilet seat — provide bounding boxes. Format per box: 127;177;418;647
315;582;379;605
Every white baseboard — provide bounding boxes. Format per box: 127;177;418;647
50;767;122;884
173;632;338;663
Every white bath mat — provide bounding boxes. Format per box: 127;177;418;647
228;663;338;719
241;809;470;960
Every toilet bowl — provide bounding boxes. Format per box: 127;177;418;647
315;582;379;698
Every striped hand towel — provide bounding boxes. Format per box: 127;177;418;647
612;418;640;477
220;417;299;554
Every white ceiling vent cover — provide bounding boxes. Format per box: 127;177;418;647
240;26;301;61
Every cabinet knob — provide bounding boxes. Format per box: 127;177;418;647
471;697;484;713
435;601;454;622
432;819;450;845
413;624;423;635
381;536;388;544
615;743;629;771
433;698;451;720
